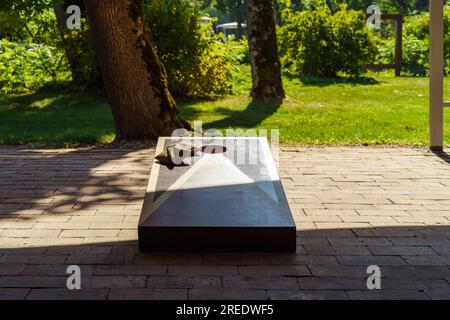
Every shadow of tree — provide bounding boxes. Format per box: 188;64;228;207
431;150;450;165
1;148;450;299
283;72;381;87
0;225;449;299
176;98;203;122
205;99;282;129
0;145;155;221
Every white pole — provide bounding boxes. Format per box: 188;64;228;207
429;0;444;151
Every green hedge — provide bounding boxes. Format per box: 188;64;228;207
0;39;70;94
278;0;377;77
144;0;232;98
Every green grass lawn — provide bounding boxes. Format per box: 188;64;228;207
1;69;450;146
0;85;114;146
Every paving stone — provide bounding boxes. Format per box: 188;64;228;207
297;277;366;290
270;254;339;265
303;245;371;256
346;290;430;300
59;229;120;238
202;254;271;265
336;255;407;266
109;288;187;300
381;266;450;279
239;265;310;277
81;276;147;289
0;255;67;265
27;289;108;300
147;276;221;289
45;245;112;255
66;254;132;265
267;289;349;300
168;265;239;277
1;147;450;300
0;264;26;276
95;265;167;276
21;264;96;276
403;255;450;267
134;253;202;265
425;290;450;300
189;289;268;300
0;288;30;300
223;276;299;290
368;245;437;256
308;265;368;278
0;276;66;288
328;237;392;246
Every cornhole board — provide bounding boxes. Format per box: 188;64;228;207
138;137;296;252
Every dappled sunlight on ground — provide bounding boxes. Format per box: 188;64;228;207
1;147;450;299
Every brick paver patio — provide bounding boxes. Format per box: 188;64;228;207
1;146;450;300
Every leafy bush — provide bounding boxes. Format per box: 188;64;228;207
0;3;58;45
0;39;70;94
227;37;250;66
58;21;101;89
332;7;379;76
0;3;98;90
144;0;232;98
278;0;377;77
377;3;450;76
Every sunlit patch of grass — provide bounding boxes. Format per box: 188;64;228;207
1;70;450;147
0;86;114;146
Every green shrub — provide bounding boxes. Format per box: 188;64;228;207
0;39;70;94
59;20;101;89
144;0;232;98
0;4;98;90
332;7;378;76
227;37;250;66
278;0;377;77
377;3;450;76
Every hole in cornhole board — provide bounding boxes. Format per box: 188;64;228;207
201;145;227;154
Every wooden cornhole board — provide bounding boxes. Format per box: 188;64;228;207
138;137;296;252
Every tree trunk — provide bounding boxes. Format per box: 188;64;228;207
246;0;284;101
84;0;189;141
236;0;244;39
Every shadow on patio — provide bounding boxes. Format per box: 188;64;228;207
0;224;449;300
0;145;155;221
1;147;450;300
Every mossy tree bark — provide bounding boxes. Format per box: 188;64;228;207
246;0;285;101
84;0;188;141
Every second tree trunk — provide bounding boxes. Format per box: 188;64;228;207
246;0;285;101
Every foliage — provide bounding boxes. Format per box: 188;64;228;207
330;0;429;14
0;0;98;90
0;39;70;94
0;1;58;45
278;0;377;77
58;20;100;89
200;0;246;24
227;37;249;65
144;0;232;98
377;3;450;76
277;0;430;15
